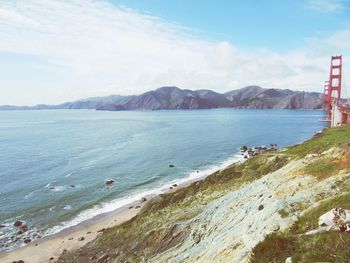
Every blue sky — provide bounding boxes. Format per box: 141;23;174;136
114;0;350;51
0;0;350;105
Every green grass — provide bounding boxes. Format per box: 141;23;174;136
285;124;350;158
304;158;338;179
251;192;350;263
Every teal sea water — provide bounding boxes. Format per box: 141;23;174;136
0;109;326;251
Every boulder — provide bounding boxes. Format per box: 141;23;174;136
270;224;280;232
172;184;178;187
24;239;31;244
78;237;85;241
20;225;29;232
169;164;175;168
0;224;5;228
141;197;147;202
12;260;25;263
258;204;264;211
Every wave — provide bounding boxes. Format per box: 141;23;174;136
45;153;244;236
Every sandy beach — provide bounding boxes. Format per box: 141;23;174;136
0;203;146;263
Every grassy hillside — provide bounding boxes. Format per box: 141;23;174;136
57;124;350;263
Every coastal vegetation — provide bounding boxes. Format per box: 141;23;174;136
57;124;350;262
251;192;350;262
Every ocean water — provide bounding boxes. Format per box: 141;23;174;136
0;109;326;251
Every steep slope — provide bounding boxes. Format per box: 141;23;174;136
224;85;264;101
227;87;323;109
57;125;350;263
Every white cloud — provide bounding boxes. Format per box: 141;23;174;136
306;0;346;13
0;0;350;105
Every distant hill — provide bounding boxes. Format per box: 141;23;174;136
97;86;323;110
0;86;323;111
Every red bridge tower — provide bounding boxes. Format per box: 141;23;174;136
326;56;342;119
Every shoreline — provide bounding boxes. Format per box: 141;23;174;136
0;154;244;263
0;202;145;263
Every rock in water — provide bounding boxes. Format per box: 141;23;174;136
169;164;175;168
105;179;115;185
14;220;23;227
141;197;147;202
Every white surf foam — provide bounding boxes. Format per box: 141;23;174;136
46;153;244;236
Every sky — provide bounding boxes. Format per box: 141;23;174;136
0;0;350;105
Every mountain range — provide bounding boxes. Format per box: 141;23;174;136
0;86;323;111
